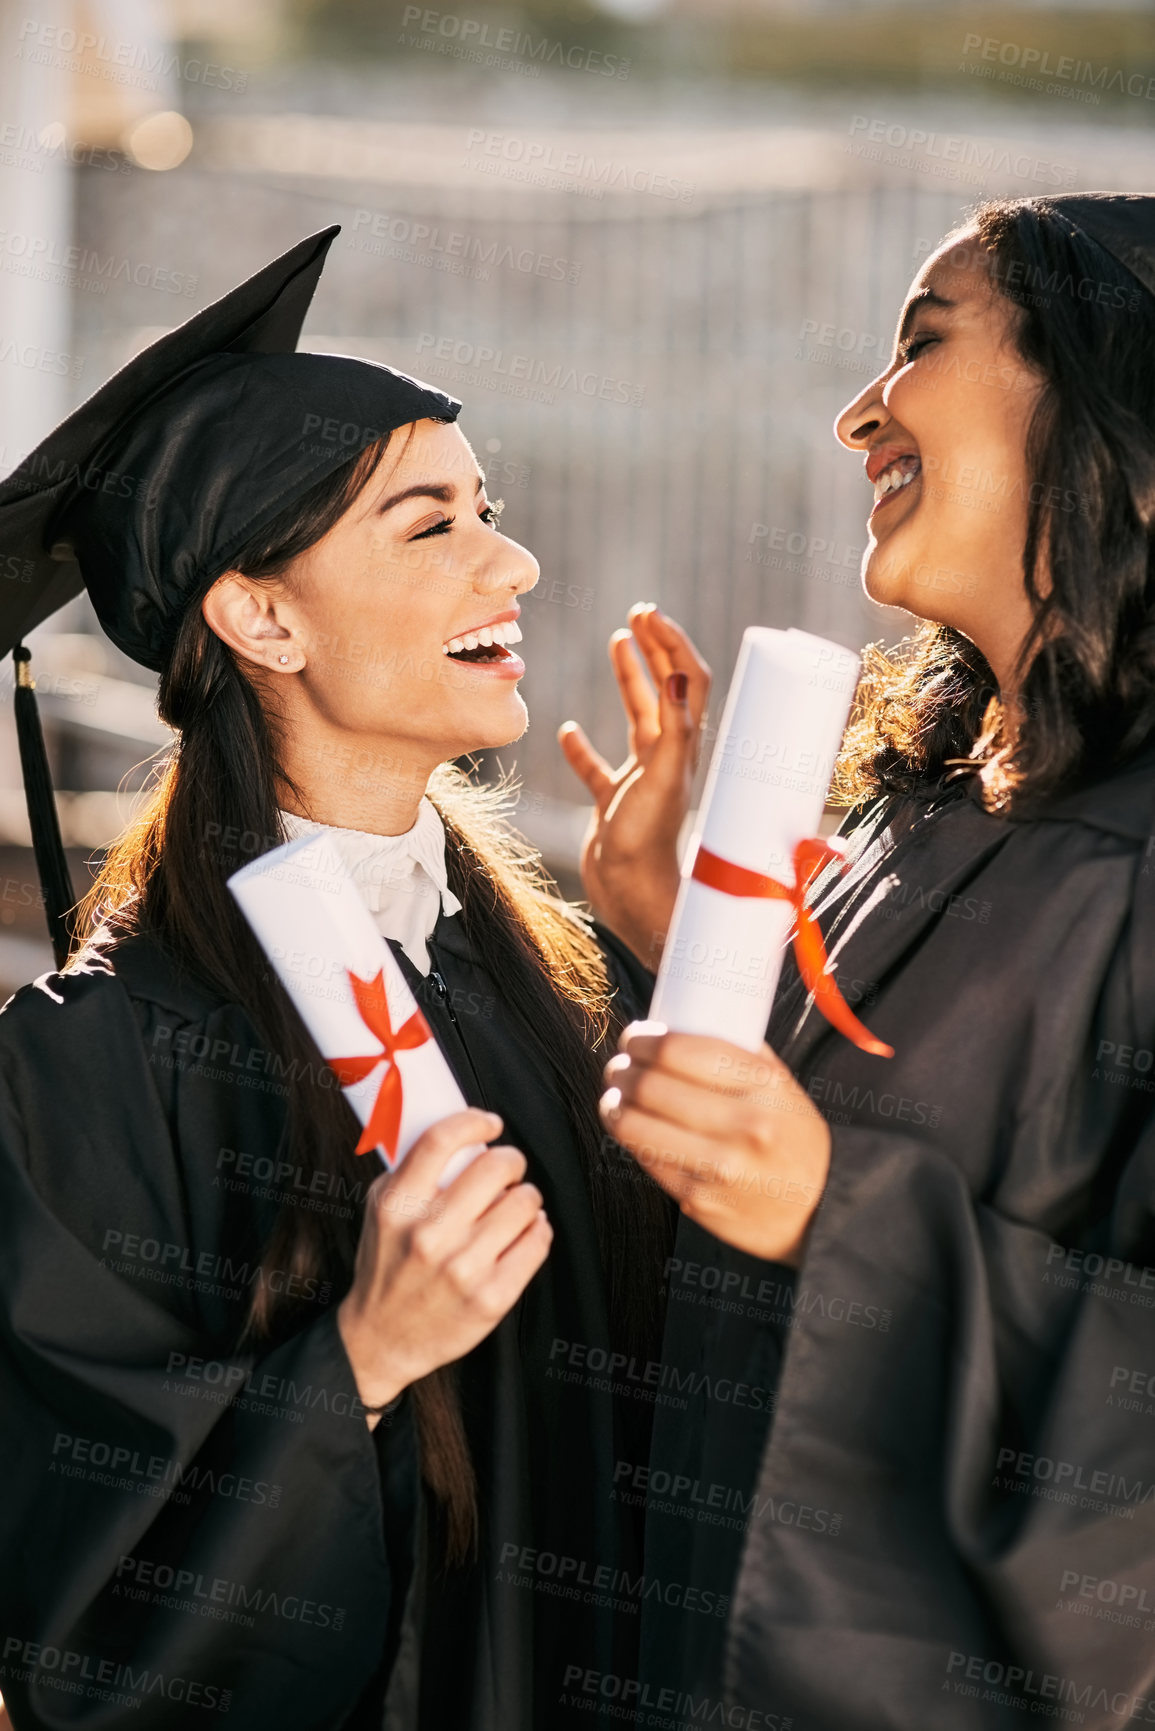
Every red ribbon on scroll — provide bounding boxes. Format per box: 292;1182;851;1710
329;969;433;1159
690;839;893;1058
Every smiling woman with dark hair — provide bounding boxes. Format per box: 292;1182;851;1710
0;231;712;1731
568;194;1155;1727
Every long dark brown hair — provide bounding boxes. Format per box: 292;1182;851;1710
73;432;672;1562
833;195;1155;813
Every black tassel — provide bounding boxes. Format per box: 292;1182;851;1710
13;645;76;969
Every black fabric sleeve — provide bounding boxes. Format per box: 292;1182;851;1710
0;968;410;1731
727;892;1155;1730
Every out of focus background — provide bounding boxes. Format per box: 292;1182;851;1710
0;0;1151;990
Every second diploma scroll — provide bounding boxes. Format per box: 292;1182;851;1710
650;627;861;1052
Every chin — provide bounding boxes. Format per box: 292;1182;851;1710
862;546;903;611
863;539;923;618
465;699;530;754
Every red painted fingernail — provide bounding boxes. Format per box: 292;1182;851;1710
668;672;688;703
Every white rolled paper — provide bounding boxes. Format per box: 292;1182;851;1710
650;626;861;1052
229;833;481;1185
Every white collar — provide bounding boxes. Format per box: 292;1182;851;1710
277;797;463;920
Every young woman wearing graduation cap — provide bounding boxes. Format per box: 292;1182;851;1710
0;230;711;1731
569;193;1155;1727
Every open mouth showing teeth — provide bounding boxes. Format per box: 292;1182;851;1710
873;454;921;506
442;619;524;662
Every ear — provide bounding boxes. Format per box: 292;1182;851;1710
201;574;305;673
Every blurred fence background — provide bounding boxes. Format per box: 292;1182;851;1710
0;0;1151;988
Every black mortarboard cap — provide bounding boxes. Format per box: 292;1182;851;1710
0;225;459;669
0;226;461;965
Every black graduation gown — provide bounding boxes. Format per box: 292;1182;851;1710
0;906;657;1731
646;747;1155;1731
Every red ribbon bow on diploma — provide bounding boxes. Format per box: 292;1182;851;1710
691;839;894;1058
329;969;433;1160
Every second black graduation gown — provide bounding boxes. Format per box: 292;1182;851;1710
645;748;1155;1731
0;907;658;1731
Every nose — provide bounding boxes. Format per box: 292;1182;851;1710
835;374;888;452
473;532;539;599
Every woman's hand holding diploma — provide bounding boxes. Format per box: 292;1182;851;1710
338;1108;552;1427
601;1026;832;1266
559;604;711;969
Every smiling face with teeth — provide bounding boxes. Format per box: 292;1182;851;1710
442;615;524;661
204;418;541;830
835;228;1045;690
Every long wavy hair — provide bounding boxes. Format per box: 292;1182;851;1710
72;433;672;1563
833;195;1155;813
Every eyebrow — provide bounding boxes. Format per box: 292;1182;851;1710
897;287;955;347
376;472;485;515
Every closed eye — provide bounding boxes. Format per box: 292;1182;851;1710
898;332;939;364
410;516;452;541
409;500;504;541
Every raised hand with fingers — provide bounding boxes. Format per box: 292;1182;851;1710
558;603;711;969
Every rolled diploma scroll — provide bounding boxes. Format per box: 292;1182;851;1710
650;627;861;1052
229;833;483;1187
